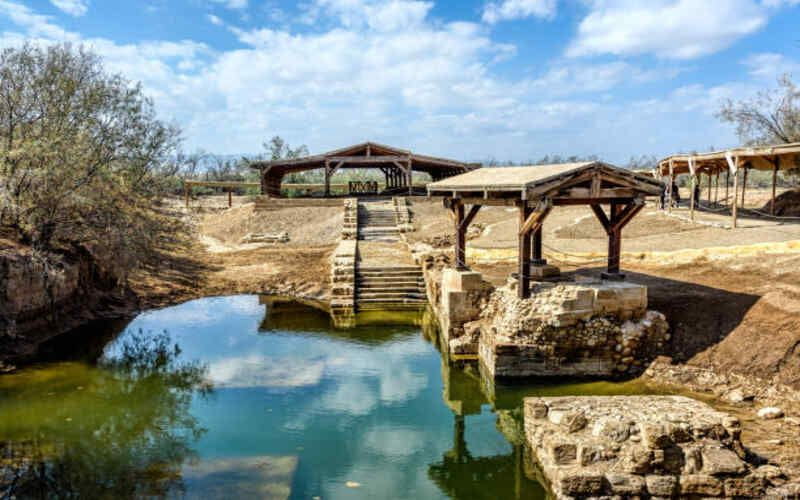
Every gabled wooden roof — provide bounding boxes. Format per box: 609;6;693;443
249;141;471;172
427;161;663;200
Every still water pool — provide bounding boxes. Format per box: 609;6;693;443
0;295;664;499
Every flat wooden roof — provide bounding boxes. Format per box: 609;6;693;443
427;162;662;200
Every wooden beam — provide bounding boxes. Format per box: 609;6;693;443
590;204;611;233
453;201;466;270
328;155;407;164
771;156;779;215
518;204;532;299
741;166;749;209
519;200;552;236
611;199;645;232
461;204;482;230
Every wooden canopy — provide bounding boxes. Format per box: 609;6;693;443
428;162;663;298
656;142;800;227
250;141;472;197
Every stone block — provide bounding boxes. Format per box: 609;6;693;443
645;475;678;497
606;473;645;495
559;474;605;496
530;264;560;279
701;446;747;476
550;443;578;465
724;475;765;497
680;474;723;496
442;268;483;292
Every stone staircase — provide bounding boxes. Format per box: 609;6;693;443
357;201;400;241
355;265;427;311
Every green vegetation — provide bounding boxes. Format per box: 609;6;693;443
0;44;182;279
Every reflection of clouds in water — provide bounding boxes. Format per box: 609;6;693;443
379;366;427;404
314;337;430;416
318;379;378;416
208;355;325;389
136;300;217;327
132;296;263;330
363;426;426;458
222;295;263;315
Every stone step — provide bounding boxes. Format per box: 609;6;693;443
358;292;426;300
357;285;425;293
357;267;422;273
357;279;424;286
357;271;422;277
356;297;428;304
356;303;426;311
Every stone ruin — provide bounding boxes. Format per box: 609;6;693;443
477;282;670;378
524;396;788;499
241;232;289;244
422;266;670;378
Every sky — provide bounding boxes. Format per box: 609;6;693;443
3;0;800;163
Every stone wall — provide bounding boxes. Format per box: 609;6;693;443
329;240;356;328
392;196;414;233
421;261;494;357
524;395;793;498
421;261;669;377
342;198;358;240
478;282;669;378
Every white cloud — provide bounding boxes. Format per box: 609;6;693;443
50;0;88;17
482;0;556;24
210;0;247;9
742;52;800;80
207;13;223;25
567;0;768;60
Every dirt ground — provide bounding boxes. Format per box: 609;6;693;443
129;200;342;310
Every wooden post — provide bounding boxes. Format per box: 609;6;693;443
771;158;779;215
607;202;622;277
667;162;674;212
228;190;232;208
407;159;413;196
725;170;729;205
518;204;532;299
707;172;712;203
689;175;696;221
741;166;748;209
714;171;719;204
531;227;545;266
730;159;739;228
324;159;331;197
454;201;466;270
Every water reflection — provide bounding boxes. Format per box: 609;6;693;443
0;295;665;499
0;331;211;498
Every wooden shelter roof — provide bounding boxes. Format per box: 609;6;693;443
427;161;663;200
249;141;472;173
657;142;800;176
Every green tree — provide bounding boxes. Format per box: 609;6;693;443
717;74;800;145
0;44;181;280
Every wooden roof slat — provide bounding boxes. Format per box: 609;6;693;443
427;162;662;197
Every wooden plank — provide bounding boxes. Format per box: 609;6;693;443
590;204;611;233
518;205;532;299
328;155;407;164
771;156;778;215
519;200;552;236
461;204;482;230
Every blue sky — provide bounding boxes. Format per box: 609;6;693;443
4;0;800;162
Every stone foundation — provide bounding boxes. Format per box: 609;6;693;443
423;266;493;357
524;396;785;499
329;240;356;328
478;282;668;378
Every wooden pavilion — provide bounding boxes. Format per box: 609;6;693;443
250;141;472;197
427;162;663;299
657;142;800;227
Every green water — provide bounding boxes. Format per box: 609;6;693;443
0;295;664;499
